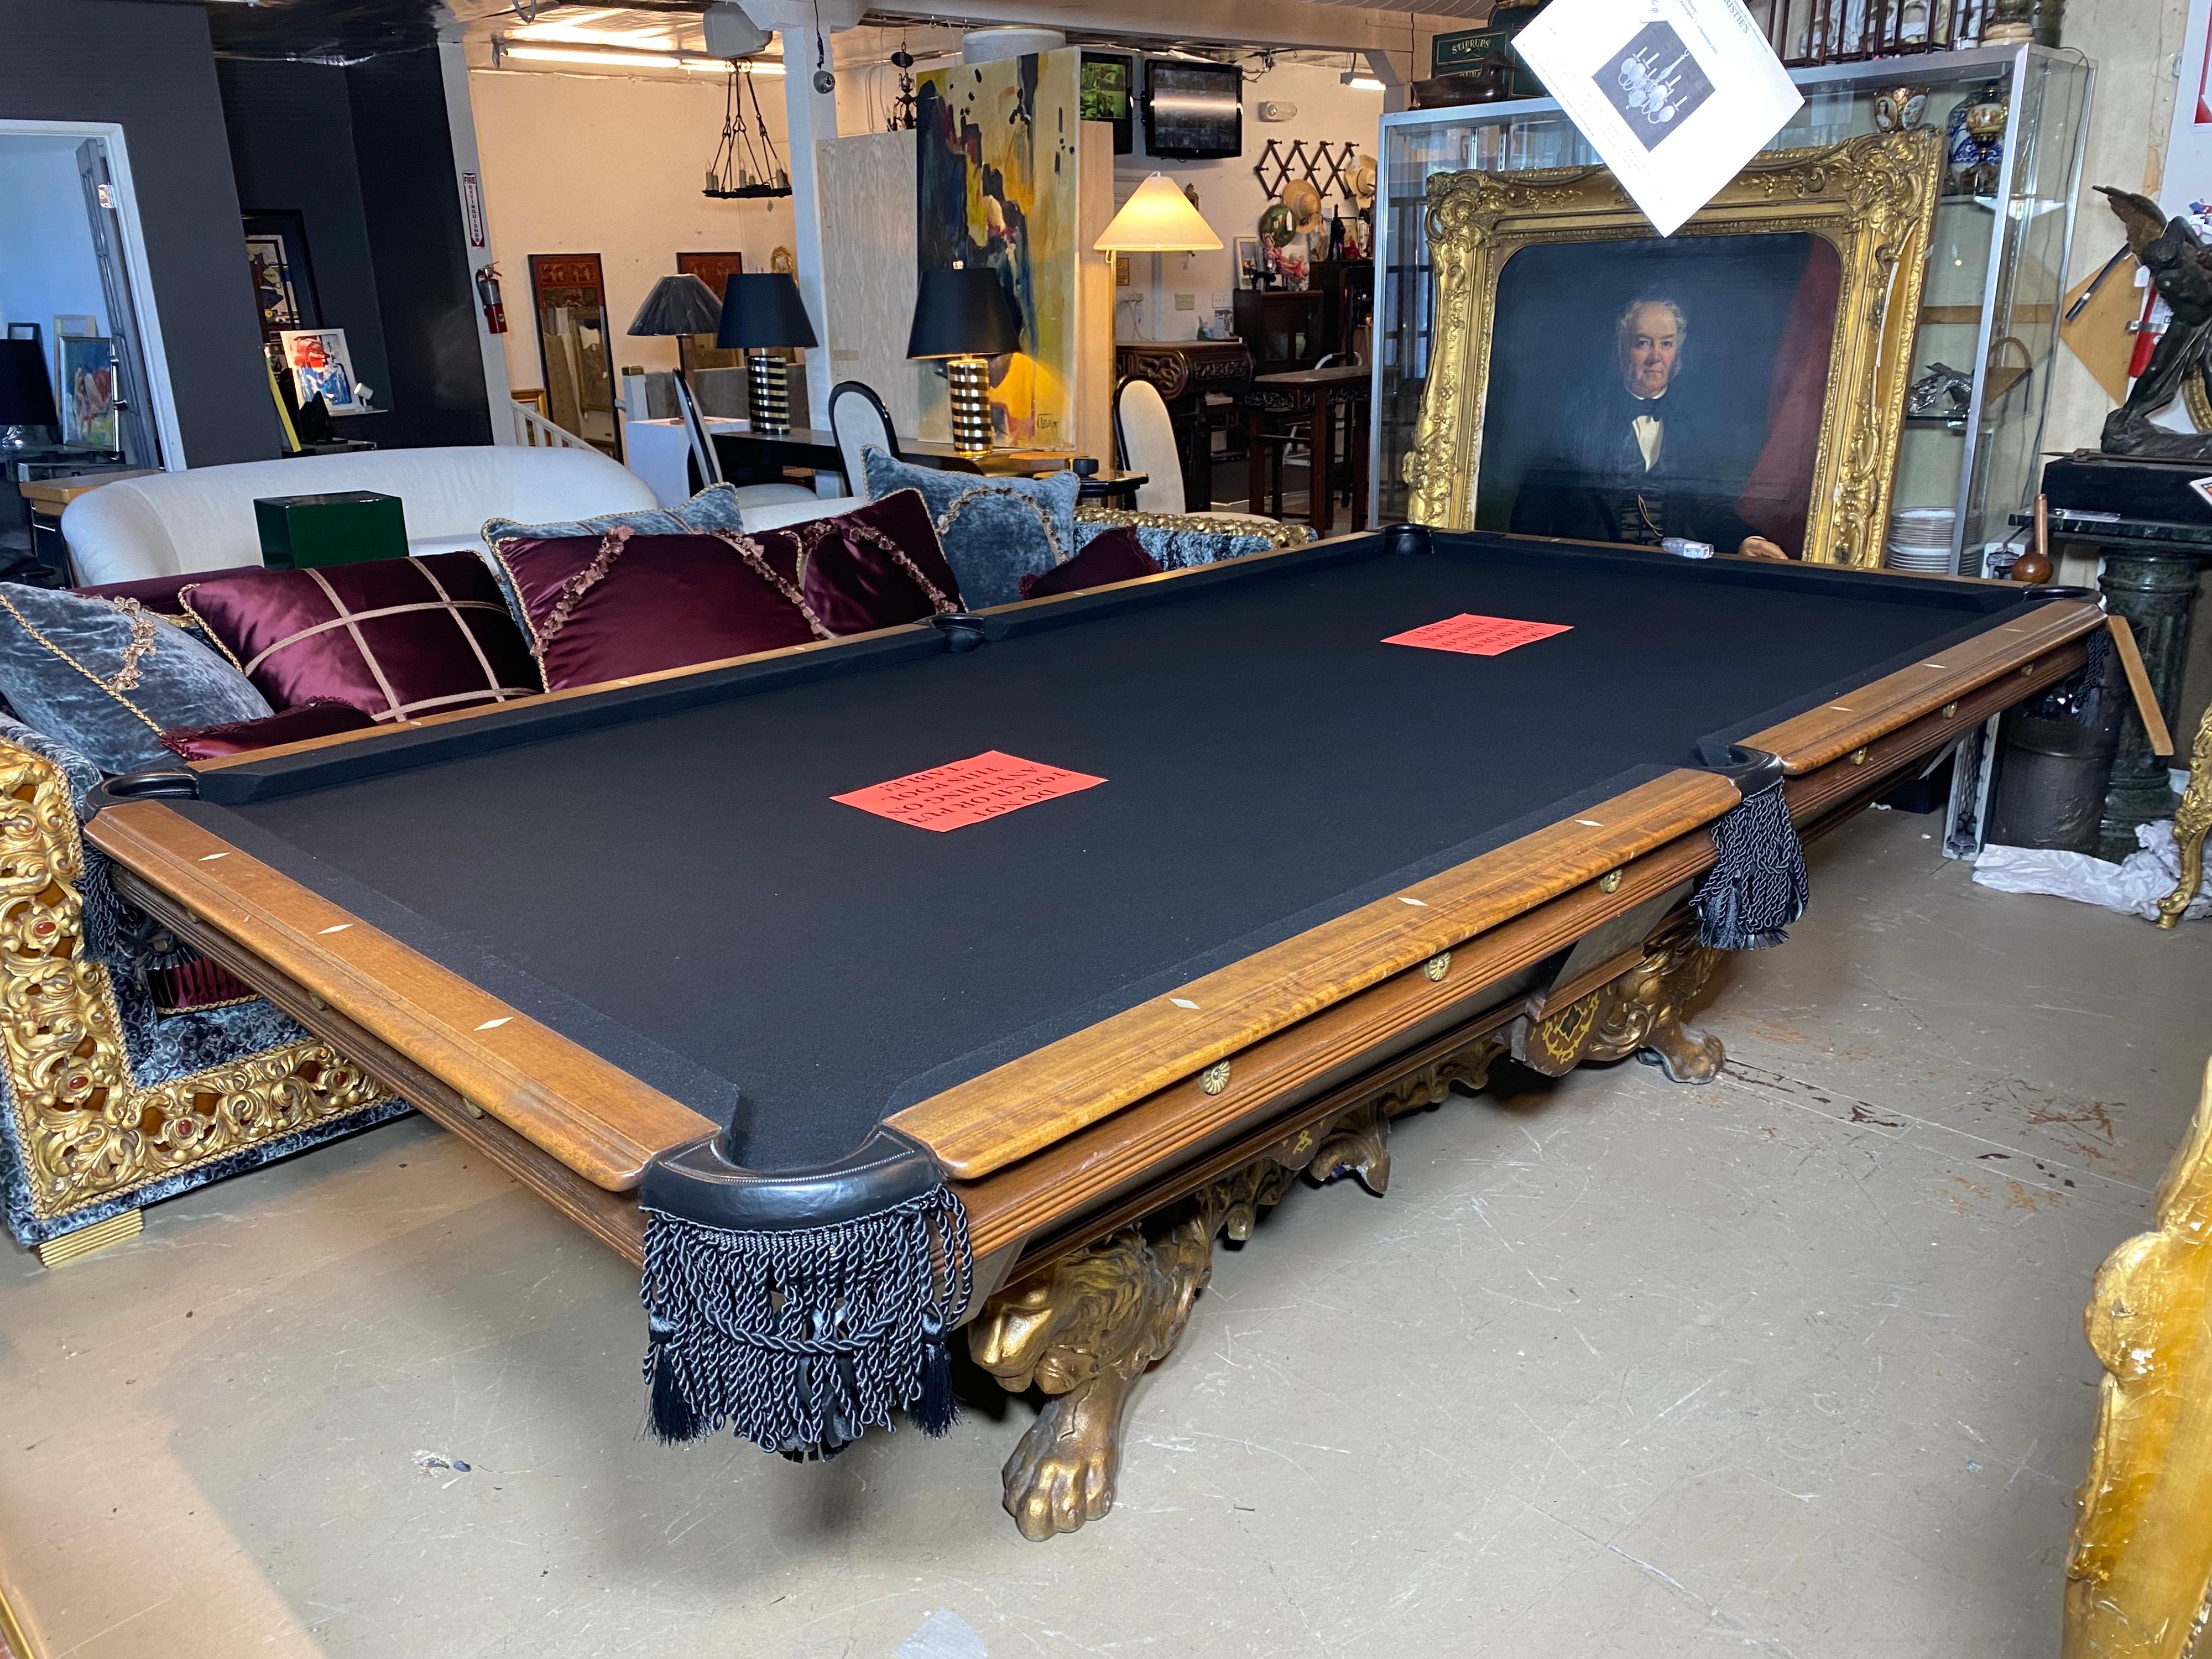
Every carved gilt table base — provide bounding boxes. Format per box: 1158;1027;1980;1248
968;920;1724;1541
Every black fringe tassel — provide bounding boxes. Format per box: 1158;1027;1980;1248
640;1185;972;1457
1693;781;1809;951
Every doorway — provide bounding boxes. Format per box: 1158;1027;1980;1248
0;122;181;483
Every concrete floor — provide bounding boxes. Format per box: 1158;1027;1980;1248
2;805;2208;1659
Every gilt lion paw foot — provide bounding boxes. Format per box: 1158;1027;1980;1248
1003;1381;1126;1541
1635;1019;1724;1084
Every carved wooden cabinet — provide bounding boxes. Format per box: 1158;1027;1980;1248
1115;339;1253;511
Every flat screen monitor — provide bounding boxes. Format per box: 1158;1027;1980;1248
1083;54;1134;155
1144;61;1242;160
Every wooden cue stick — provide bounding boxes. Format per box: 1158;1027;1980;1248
2106;614;2175;757
2034;492;2049;567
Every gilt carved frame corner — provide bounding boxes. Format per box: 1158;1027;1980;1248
1402;129;1943;568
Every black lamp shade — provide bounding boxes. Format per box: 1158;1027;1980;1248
628;274;723;337
906;267;1021;359
0;340;59;429
714;273;818;350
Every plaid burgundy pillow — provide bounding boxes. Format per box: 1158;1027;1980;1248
180;553;542;722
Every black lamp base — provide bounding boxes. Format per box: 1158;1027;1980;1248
746;351;791;437
946;354;992;457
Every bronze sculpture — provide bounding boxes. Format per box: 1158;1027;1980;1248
2098;186;2212;459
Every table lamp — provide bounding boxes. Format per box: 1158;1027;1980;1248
1094;174;1222;343
0;338;60;455
906;264;1020;457
716;272;818;437
628;273;727;487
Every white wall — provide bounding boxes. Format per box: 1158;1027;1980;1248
467;67;799;390
0;135;110;373
1112;59;1381;343
2047;0;2193;450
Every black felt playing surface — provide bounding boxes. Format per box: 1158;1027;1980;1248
184;534;2033;1170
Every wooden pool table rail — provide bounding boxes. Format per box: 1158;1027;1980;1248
90;805;714;1193
1746;596;2100;773
890;766;1741;1178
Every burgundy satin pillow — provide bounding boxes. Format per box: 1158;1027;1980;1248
1019;525;1162;599
79;566;264;620
494;527;822;692
181;554;541;721
754;489;964;635
160;697;380;760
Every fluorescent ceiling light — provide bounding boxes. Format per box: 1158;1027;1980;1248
1342;70;1384;91
500;43;783;75
510;7;677;50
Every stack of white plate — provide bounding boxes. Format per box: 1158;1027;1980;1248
1885;508;1957;575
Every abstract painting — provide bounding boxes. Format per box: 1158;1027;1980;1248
279;328;367;416
916;49;1081;448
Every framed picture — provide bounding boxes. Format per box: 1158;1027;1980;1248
1234;237;1262;289
279;327;368;416
1405;130;1942;567
242;210;321;342
53;315;97;340
58;335;119;450
675;251;744;375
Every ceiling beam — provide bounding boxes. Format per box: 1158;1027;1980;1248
862;0;1440;56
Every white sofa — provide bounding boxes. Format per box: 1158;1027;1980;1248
60;445;661;586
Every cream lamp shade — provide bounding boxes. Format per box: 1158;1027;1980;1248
1094;173;1223;253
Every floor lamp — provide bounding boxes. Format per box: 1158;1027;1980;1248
627;274;727;490
1094;174;1223;341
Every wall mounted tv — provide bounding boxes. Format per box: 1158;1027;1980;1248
1142;60;1243;159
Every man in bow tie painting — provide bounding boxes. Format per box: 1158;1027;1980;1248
1509;296;1788;560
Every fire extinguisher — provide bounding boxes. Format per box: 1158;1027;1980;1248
476;263;507;335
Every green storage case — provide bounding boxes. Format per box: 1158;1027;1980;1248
253;491;408;570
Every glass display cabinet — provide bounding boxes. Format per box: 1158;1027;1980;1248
1370;45;2094;572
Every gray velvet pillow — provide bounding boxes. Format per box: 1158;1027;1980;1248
479;480;753;546
859;447;1078;609
0;585;273;775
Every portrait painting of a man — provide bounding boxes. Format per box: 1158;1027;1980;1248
1480;232;1842;560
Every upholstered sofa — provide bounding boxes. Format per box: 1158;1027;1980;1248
2;469;1308;1264
60;446;661;585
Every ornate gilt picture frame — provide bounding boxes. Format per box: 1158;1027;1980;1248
1403;131;1942;568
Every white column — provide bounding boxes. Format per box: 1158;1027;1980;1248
755;3;860;429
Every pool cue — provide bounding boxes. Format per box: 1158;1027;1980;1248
2106;614;2175;758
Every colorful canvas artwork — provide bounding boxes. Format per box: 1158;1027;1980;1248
57;335;118;450
279;328;366;416
915;50;1081;448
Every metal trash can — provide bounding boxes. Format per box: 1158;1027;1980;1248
1986;634;2125;853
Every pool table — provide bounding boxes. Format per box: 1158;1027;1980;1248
84;525;2101;1540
